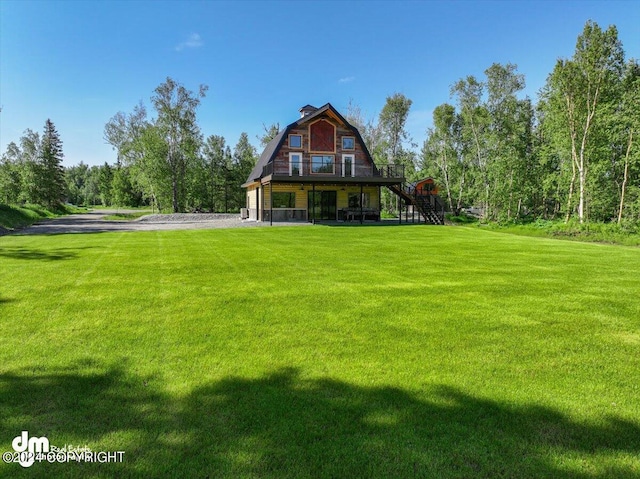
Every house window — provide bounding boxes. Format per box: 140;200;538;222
342;137;355;150
289;134;302;149
342;154;355;177
289;153;302;176
311;155;335;174
272;192;295;208
348;192;370;208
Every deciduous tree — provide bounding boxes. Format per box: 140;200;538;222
542;21;624;222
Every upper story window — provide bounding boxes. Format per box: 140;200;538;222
289;134;302;149
342;136;355;150
309;119;335;152
342;154;355;177
289;152;302;176
311;155;335;174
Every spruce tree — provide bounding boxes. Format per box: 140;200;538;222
39;119;65;207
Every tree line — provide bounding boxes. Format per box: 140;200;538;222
0;119;66;208
1;21;638;224
418;21;639;224
1;78;258;213
100;77;257;213
343;21;638;225
97;78;256;212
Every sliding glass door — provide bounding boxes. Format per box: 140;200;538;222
308;190;337;221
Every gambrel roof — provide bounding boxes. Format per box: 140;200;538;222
243;103;375;187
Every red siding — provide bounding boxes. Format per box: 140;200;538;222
310;120;335;152
415;178;439;195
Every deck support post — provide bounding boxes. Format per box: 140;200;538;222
260;186;264;222
269;182;273;226
360;184;363;224
312;183;316;224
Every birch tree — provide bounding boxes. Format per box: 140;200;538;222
617;60;640;223
543;21;624;223
451;76;490;216
378;93;413;165
151;77;208;212
422;103;463;213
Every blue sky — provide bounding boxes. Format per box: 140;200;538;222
1;0;638;167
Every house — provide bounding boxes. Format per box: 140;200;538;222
242;103;405;223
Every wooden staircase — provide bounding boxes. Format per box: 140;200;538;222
388;183;445;225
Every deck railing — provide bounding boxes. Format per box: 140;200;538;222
262;160;404;179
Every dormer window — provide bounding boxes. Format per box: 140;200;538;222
342;136;355;150
289;134;302;149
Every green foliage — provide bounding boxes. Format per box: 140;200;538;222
1;227;639;477
64;162;103;206
151;77;208;212
0;123;66;208
480;218;640;246
427;65;535;221
540;21;626;223
102;78;263;213
111;166;144;207
445;212;478;224
38;119;66;208
98;163;114;206
377;93;415;213
418;20;638;231
378;92;413;163
229;132;257;212
191;134;233;212
421;103;465;214
258;122;280;148
0;150;21;204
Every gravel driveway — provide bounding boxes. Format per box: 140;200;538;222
13;210;311;235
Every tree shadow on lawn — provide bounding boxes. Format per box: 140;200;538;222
0;246;96;261
0;363;638;478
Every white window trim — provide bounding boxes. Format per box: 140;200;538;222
342;154;355;177
289;152;303;176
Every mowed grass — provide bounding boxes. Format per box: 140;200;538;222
0;225;639;478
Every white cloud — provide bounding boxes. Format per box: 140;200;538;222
175;33;203;51
338;76;355;83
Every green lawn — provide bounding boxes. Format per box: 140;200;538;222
1;226;639;478
101;211;152;221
